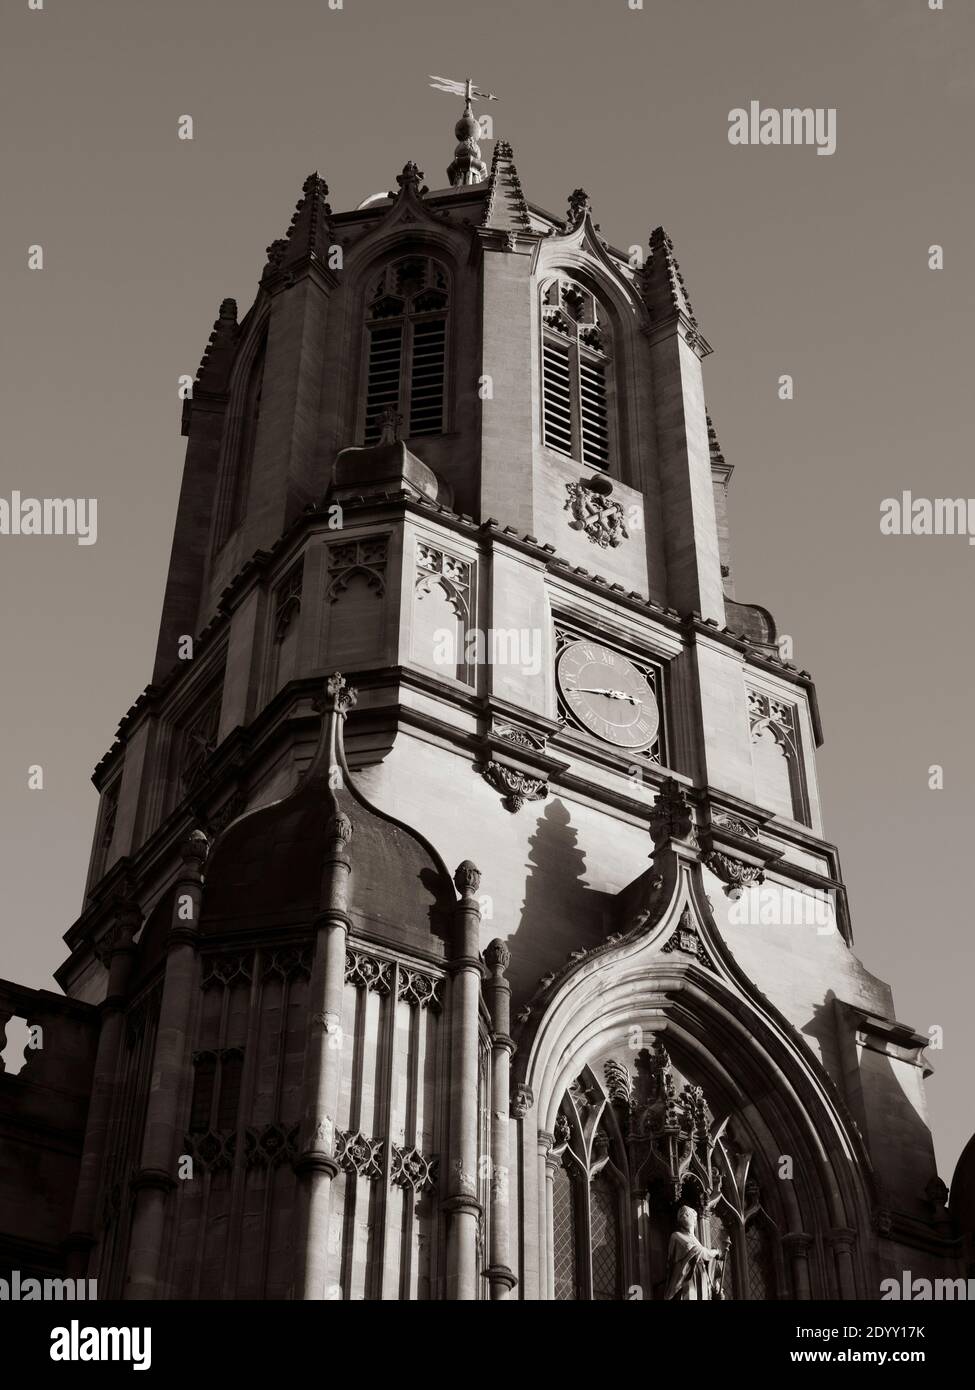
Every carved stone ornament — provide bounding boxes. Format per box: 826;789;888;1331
335;1129;384;1180
661;908;715;971
396;161;428;196
492;720;550;753
704;851;765;901
325;541;387;604
328;811;354;846
564;480;629;549
345;948;393;995
377;404;402;445
180;827;210;873
244;1123;299;1171
510;1083;534;1119
607;1041;724;1209
397;967;442;1011
454;860;482;898
710;809;760;841
320;670;358;712
390;1144;439;1195
565;188;591;226
262;945;312;983
184;1129;237;1174
201;952;252;991
484;938;511;974
482;760;549;813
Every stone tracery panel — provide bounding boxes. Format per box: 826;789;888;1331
328;946;446;1299
412;540;474;684
747;688;807;824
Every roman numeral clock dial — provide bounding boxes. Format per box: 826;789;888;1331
556;640;660;751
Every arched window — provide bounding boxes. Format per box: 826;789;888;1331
590;1170;622;1300
549;1070;626;1300
552;1162;580;1300
747;690;807;823
215;332;267;550
540;275;614;470
364;256;449;444
745;1215;776;1301
545;1043;791;1300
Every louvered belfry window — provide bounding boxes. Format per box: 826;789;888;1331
541;276;613;470
364;256;449;444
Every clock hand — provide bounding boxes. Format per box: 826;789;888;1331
574;687;643;704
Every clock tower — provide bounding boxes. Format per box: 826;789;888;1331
0;106;964;1302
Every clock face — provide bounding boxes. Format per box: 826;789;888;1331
556;639;660;750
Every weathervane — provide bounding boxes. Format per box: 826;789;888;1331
429;75;499;188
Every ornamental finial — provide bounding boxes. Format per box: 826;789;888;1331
429;75;498;188
566;188;591;227
315;672;357;716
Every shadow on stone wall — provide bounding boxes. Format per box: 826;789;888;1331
508;797;614;1006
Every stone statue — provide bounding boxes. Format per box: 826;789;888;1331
377;405;402;446
663;1205;728;1300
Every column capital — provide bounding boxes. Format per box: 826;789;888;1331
826;1226;858;1252
295;1152;341;1180
130;1167;178;1196
441;1193;483;1218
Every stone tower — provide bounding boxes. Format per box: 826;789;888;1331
0;114;964;1301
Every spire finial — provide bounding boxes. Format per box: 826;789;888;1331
429;74;498;187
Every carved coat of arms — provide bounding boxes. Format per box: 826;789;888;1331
564;481;629;548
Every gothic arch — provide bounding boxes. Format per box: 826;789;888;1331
357;251;453;444
532;238;649;493
538;272;617;471
212;307;271;551
321;200;471;464
513;879;876;1299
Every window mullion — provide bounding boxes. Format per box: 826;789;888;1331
402;316;415;436
580;1171;595;1300
571;340;583;461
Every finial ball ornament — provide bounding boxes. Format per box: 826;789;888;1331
484;938;510;973
454;860;482;898
180;829;210;870
455;110;479;142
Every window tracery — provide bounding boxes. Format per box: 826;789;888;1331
364;256;449;444
541;276;614;470
548;1042;787;1299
